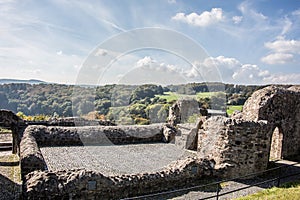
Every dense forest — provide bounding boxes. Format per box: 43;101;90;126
0;82;265;124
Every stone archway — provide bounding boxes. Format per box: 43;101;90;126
241;86;300;159
0;109;24;154
269;126;283;160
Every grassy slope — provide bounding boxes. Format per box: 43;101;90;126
227;105;243;116
236;181;300;200
157;92;243;116
156;92;223;102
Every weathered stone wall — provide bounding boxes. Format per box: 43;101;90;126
24;157;215;200
197;116;273;178
20;124;165;178
24;124;164;147
19;123;218;199
168;99;199;125
239;85;300;159
0;109;25;154
20;129;47;178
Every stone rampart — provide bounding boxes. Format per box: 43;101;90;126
197;116;272;178
24;158;214;199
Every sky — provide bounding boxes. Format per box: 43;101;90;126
0;0;300;85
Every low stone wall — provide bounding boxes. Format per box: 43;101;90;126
19;124;165;177
24;124;164;147
20;130;47;178
197;116;273;178
24;157;215;200
19;123;219;199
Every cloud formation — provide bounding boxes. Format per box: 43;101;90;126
261;38;300;64
261;53;293;64
232;16;243;24
172;8;224;27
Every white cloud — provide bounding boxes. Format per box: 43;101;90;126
262;38;300;64
194;56;241;82
56;50;62;55
264;73;300;84
292;9;300;16
136;56;156;68
232;16;243;24
264;38;300;54
191;56;271;84
136;56;181;73
232;64;270;84
261;53;293;64
167;0;176;4
281;17;292;35
95;49;108;56
172;8;224;27
238;1;267;21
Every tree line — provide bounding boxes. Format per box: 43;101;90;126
0;82;264;124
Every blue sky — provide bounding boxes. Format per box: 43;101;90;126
0;0;300;85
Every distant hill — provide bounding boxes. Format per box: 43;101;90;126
0;79;46;85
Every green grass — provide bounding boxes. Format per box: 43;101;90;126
156;92;223;102
196;92;224;98
236;181;300;200
227;105;243;116
0;128;11;134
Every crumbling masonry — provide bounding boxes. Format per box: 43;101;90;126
0;85;299;199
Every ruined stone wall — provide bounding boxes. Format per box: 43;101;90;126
0;109;25;154
24;157;214;200
168;99;199;125
20;129;47;178
240;85;300;159
20;123;217;199
25;124;164;146
197;116;272;178
20;124;165;178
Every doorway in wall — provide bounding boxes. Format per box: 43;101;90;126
269;126;283;161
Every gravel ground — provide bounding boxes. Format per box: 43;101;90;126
41;144;300;199
40;143;196;176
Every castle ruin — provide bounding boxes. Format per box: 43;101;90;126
0;85;299;199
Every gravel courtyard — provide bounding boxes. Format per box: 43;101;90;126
40;143;196;176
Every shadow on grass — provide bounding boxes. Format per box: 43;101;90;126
0;160;19;167
0;173;21;200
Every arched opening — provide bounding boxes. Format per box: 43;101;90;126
269;126;283;160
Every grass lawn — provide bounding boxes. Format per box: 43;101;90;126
236;181;300;200
227;105;243;116
156;92;224;102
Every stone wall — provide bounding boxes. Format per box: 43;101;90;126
20;129;47;178
20;123;217;199
239;85;300;159
17;84;300;198
24;124;164;147
24;157;215;200
168;99;199;125
197;116;273;178
20;124;165;178
0;109;25;154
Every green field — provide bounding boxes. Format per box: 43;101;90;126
156;92;224;102
227;105;243;116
